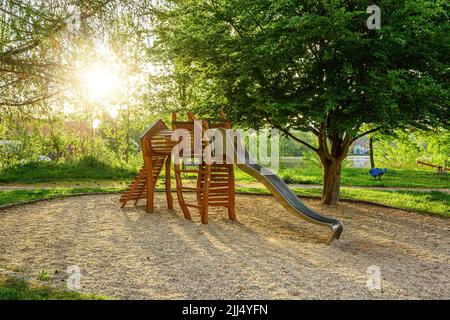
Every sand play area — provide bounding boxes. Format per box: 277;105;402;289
0;193;448;299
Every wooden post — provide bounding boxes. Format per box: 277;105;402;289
201;164;211;224
145;155;154;213
227;163;236;220
165;155;174;210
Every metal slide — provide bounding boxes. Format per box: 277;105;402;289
228;133;343;244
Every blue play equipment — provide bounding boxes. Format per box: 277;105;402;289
370;168;387;179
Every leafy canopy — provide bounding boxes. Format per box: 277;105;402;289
155;0;449;140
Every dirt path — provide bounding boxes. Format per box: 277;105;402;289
0;194;448;299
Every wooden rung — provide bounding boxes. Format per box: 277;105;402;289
153;136;173;140
208;203;230;207
208;188;229;193
208;179;229;183
152;144;174;148
177;169;207;174
205;193;229;198
154;130;173;133
209;185;230;190
209;169;229;173
121;196;147;201
152;148;174;151
125;189;147;194
152;137;173;140
202;197;229;202
120;192;147;199
201;183;229;187
152;148;174;152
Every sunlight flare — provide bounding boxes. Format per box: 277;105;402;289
80;62;122;102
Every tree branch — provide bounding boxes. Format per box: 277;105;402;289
0;90;62;107
352;127;381;143
268;120;318;152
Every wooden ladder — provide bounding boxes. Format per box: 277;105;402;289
119;155;166;208
119;119;175;212
172;111;236;223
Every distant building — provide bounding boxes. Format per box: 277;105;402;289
353;144;369;155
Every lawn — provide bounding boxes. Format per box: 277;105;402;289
236;186;449;218
235;166;450;189
0;186;448;218
0;157;137;183
0;160;449;189
0;188;122;207
0;274;108;300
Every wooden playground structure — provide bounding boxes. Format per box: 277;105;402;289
119;111;236;224
119;110;343;244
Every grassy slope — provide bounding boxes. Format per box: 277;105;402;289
1;161;448;188
0;274;109;300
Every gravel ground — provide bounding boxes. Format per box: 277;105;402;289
0;193;448;299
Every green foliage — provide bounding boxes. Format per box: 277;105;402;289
155;0;448;133
153;0;449;203
375;129;450;168
37;271;50;282
279;132;317;157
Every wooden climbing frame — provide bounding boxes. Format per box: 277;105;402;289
120;111;237;224
119;119;175;213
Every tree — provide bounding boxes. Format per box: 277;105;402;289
0;0;114;108
153;0;449;204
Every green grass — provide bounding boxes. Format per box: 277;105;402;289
0;185;448;217
37;270;50;282
235;166;450;188
1;159;448;189
0;157;137;183
0;274;109;300
0;188;121;207
235;186;449;218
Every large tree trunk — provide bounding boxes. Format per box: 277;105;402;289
369;137;375;169
316;128;351;206
321;158;342;205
